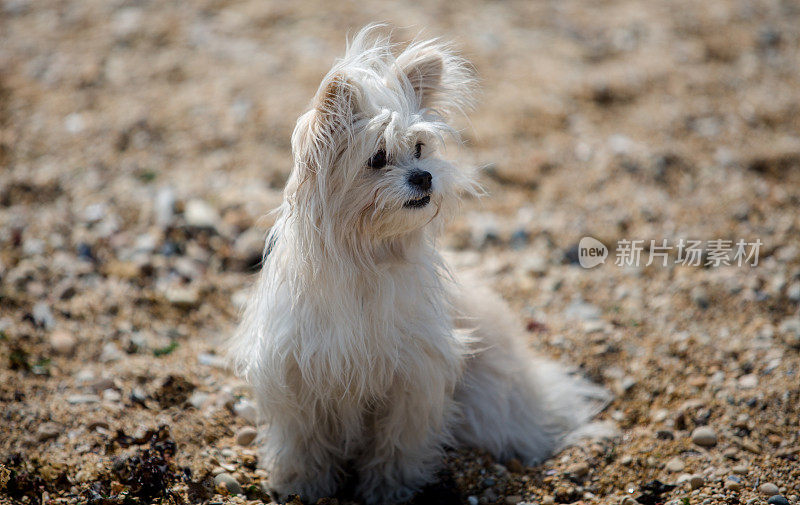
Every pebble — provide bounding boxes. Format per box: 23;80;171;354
99;342;124;363
154;186;176;226
102;388;121;402
32;302;55;329
666;457;685;472
164;286;200;307
760;483;780;496
738;374;758;389
467;497;479;505
568;462;590;478
50;330;76;355
691;426;717;447
767;496;790;505
505;495;523;505
788;281;800;302
691;286;710;308
233;400;258;425
565;299;601;321
620;498;637;505
725;476;742;491
213;473;242;495
689;474;705;490
67;394;100;404
235;427;257;446
482;488;498;502
732;464;748;475
184;199;220;229
37;422;61;441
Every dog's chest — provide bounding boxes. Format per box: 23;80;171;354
293;267;459;399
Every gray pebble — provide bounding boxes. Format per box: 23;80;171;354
691;426;717;447
481;488;498;502
33;302;55;329
213;473;242;495
767;496;790;505
760;483;780;496
725;476;742;491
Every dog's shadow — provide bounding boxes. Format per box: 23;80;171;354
277;469;463;505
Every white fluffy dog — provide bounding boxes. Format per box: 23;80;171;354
230;25;610;505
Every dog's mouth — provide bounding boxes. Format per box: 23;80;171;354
403;195;431;209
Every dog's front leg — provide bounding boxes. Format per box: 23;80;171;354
261;415;343;503
355;375;455;504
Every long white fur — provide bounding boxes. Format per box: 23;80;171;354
229;25;611;505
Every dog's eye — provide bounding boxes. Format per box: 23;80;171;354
368;149;387;169
414;142;424;159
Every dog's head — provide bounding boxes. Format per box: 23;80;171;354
286;25;478;244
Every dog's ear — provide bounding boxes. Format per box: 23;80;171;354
312;72;360;134
395;41;476;116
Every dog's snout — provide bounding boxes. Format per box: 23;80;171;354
407;170;432;191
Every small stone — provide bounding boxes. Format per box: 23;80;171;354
467;496;479;505
154;186;176;226
725;476;742;491
233;400;258;425
760;483;780;496
677;473;693;485
32;302;55;329
236;427;257;447
738;374;758;389
67;394;100;404
787;281;800;302
99;342;123;363
213;473;242;495
164;286;200;307
666;457;685;472
620;498;637;505
691;286;710;308
50;330;76;355
102;388;121;402
732;464;748;475
767;496;790;505
188;391;210;409
505;495;523;505
37;422;61;441
691;426;717;447
184;199;220;229
482;488;498;502
565;299;601;321
568;462;589;478
689;474;705;490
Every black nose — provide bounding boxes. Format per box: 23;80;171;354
407;170;432;191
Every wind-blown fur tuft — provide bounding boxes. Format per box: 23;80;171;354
229;25;611;505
